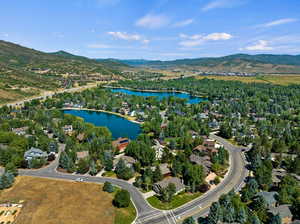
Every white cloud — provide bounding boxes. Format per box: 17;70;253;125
257;18;298;28
135;14;170;29
107;31;149;44
204;32;232;40
242;40;273;51
173;19;194;27
179;32;233;47
201;0;246;11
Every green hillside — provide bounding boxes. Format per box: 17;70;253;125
0;40;127;104
119;54;300;74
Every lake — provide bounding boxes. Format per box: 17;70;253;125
110;88;205;104
63;110;141;140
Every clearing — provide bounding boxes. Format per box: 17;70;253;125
196;74;300;85
0;176;136;224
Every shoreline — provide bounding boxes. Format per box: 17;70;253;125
62;107;142;125
104;85;207;99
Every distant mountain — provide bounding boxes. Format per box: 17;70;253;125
0;40;127;104
119;54;300;74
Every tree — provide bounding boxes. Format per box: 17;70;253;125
153;165;163;183
89;160;98;176
182;217;196;224
77;159;89;174
219;123;232;139
161;183;176;202
5;162;18;176
0;171;15;190
103;181;114;193
270;214;282;224
207;201;222;224
113;190;130;208
115;159;134;180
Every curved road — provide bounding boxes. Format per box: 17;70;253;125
14;133;249;224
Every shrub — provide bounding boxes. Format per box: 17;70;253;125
113;189;130;208
103;181;114;193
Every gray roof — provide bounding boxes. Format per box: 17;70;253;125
159;163;171;175
155;177;185;193
24;147;48;159
256;191;278;207
269;205;292;219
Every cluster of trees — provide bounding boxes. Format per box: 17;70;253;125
0;171;15;190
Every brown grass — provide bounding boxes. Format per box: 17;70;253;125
196;74;300;85
0;176;134;224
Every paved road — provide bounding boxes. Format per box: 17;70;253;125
4;84;99;108
14;134;248;224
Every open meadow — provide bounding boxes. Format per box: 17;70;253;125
196;74;300;85
0;176;136;224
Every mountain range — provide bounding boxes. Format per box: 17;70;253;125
1;39;300;103
117;54;300;74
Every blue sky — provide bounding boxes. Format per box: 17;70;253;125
1;0;300;60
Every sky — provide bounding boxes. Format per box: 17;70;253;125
1;0;300;60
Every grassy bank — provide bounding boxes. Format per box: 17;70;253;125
147;192;202;210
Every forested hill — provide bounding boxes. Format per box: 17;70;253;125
0;40;127;104
119;54;300;74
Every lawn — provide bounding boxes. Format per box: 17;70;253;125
196;74;300;85
147;192;202;210
0;176;136;224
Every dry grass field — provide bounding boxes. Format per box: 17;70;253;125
196;74;300;85
0;176;136;224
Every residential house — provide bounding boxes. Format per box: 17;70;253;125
112;137;130;152
11;127;28;136
193;139;218;155
152;140;165;160
256;191;278;208
63;125;73;135
24;147;48;161
76;133;85;142
268;205;293;224
272;169;287;185
113;155;136;169
157;163;171;177
76;151;89;160
153;177;185;195
189;154;212;175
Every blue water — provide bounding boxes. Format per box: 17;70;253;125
63;110;141;140
110;88;204;104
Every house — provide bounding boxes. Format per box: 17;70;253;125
272;169;287;185
112;137;130;152
193;139;218;155
158;163;171;177
189;154;212;175
63;125;73;135
76;151;89;160
152;140;165;160
153;177;185;195
113;155;136;169
256;191;278;208
76;133;85;142
11;127;28;136
24;147;48;161
268;205;293;224
208;119;220;130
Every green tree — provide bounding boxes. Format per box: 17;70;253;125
113;189;130;208
103;181;114;193
182;217;196;224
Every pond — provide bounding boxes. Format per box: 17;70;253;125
110;88;205;104
63;110;141;140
